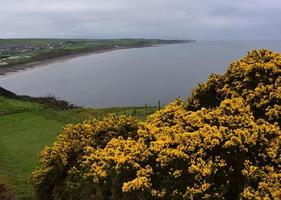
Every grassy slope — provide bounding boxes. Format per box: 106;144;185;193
0;96;66;199
0;112;64;199
0;96;157;199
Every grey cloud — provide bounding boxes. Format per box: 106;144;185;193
0;0;280;40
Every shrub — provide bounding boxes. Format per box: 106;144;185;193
187;49;281;125
31;115;139;200
31;49;281;199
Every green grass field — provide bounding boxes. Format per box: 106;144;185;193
0;96;157;199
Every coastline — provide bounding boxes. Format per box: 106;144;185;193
0;43;175;76
0;48;117;76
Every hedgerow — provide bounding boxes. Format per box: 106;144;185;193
31;49;281;200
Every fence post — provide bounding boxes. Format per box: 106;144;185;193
132;106;137;116
145;104;148;115
158;100;161;111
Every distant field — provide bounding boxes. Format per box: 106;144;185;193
0;38;191;72
0;95;157;199
0;38;191;46
0;38;71;46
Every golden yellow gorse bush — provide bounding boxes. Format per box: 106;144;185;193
187;49;281;125
31;49;281;200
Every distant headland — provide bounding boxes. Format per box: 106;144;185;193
0;38;195;75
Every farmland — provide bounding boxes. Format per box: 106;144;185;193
0;38;192;73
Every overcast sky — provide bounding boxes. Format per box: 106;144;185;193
1;0;281;40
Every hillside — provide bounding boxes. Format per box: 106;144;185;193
0;39;193;74
31;49;280;200
0;89;157;200
0;49;280;200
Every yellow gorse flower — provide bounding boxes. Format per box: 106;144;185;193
31;49;281;200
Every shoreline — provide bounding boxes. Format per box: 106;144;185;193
0;48;120;76
0;43;177;76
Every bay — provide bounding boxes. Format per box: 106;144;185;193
1;40;281;107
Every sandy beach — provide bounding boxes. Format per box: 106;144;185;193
0;45;154;76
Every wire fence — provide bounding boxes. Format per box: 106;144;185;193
86;101;163;120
